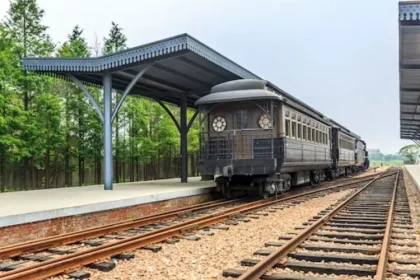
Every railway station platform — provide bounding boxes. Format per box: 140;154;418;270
404;165;420;193
0;177;216;246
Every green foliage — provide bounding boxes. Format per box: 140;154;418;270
58;26;90;58
30;91;64;167
0;24;27;163
103;22;127;55
369;153;407;162
3;0;54;58
0;0;201;191
188;110;200;153
399;144;420;163
370;161;404;167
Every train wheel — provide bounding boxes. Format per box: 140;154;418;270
259;183;270;199
283;178;291;192
311;176;320;186
221;183;232;199
262;191;270;199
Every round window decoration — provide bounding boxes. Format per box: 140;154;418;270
212;116;227;132
258;114;273;129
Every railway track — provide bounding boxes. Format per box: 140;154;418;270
223;168;420;280
0;172;382;280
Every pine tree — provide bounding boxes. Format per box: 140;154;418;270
3;0;55;189
58;25;91;186
103;22;127;55
31;91;64;188
103;22;127;183
0;24;26;191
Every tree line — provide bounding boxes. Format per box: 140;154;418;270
368;144;420;164
0;0;199;192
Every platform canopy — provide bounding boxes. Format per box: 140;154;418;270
399;2;420;141
22;33;259;190
23;33;259;107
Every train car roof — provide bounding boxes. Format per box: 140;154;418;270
267;81;360;138
196;79;361;138
196;79;283;105
195;89;283;105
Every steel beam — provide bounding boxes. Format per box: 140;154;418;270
180;94;188;183
123;69;188;93
401;110;420;114
154;96;198;183
112;65;152;123
401;118;420;121
154;98;181;132
103;73;113;190
153;64;212;88
187;110;199;131
400;88;420;92
67;74;104;123
176;56;231;80
400;102;420;106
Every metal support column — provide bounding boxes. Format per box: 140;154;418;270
103;73;113;190
180;95;188;183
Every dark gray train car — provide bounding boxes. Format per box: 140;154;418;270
196;79;367;198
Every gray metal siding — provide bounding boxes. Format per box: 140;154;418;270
284;138;331;165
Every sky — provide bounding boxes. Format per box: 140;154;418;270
0;0;409;154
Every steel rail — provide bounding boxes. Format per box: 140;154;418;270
375;169;400;279
0;198;242;259
0;172;381;260
0;174;384;280
237;171;396;280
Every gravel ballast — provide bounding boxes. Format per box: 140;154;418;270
49;189;354;280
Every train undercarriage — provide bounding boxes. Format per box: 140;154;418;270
215;166;367;199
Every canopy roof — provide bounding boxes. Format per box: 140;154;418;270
23;33;361;140
22;33;260;108
399;1;420;140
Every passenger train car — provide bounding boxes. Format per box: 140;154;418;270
196;79;369;198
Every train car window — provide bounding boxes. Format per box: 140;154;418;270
297;124;302;139
285;119;290;137
292;122;296;138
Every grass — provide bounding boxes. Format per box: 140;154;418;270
370;161;405;167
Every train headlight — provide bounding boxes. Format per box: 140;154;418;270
212;116;227;132
259;114;273;129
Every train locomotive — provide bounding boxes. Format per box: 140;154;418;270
196;79;369;199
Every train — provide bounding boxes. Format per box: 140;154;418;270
195;79;369;199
